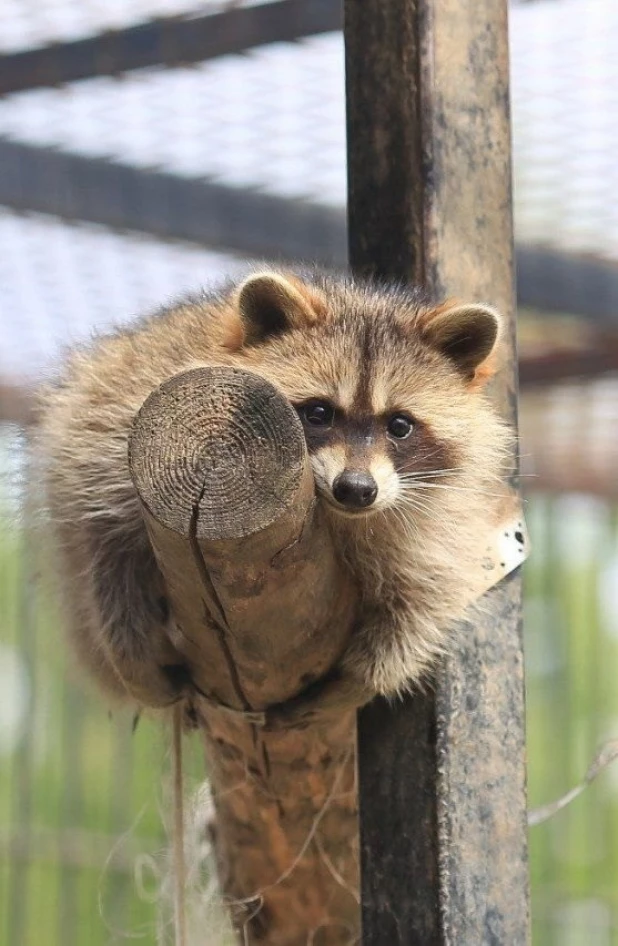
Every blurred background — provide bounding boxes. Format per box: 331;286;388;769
1;0;618;943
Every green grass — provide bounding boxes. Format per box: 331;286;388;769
0;500;207;945
524;496;618;944
1;490;618;943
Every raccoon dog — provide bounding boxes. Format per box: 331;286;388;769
36;269;511;722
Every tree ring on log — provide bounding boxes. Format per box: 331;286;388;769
129;367;307;540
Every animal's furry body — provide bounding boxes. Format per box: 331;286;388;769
36;269;511;718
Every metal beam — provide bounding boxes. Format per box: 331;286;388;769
0;138;346;266
345;0;529;942
0;0;343;97
516;245;618;327
519;342;618;387
0;137;617;326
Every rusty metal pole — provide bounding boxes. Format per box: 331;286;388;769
344;1;530;943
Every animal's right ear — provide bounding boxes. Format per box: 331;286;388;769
230;272;326;348
418;301;502;385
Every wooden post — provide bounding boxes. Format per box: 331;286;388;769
344;1;530;943
129;367;360;945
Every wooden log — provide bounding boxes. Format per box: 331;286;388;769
344;0;530;942
128;366;360;946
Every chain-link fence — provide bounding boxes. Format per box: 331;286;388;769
1;1;618;943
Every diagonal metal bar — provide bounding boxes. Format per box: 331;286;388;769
0;0;343;97
1;137;617;326
0;138;347;265
516;245;618;328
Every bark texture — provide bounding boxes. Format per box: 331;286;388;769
129;366;360;946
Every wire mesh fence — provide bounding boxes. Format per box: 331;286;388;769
1;0;618;943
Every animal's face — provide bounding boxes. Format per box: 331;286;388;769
226;270;507;519
293;397;451;517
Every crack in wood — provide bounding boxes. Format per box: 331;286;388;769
189;484;253;714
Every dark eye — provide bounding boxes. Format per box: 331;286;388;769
301;401;335;427
387;414;414;439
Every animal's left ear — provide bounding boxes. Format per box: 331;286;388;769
232;271;327;347
420;302;501;384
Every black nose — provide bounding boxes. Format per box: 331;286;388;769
332;471;378;509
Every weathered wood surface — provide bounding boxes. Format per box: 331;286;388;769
129;366;360;945
344;0;530;943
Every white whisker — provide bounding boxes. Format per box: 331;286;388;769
399;482;505;498
393;505;461;541
393;498;451;530
398;467;505;486
398;468;464;479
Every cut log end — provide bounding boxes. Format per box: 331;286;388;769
129;366;308;541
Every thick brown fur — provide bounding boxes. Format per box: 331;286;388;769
34;268;512;719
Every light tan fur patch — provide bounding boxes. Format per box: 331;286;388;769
369;377;389;416
369;457;399;510
309;445;347;493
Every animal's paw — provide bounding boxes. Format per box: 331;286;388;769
341;622;425;699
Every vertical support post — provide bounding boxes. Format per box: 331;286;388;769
344;1;530;943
